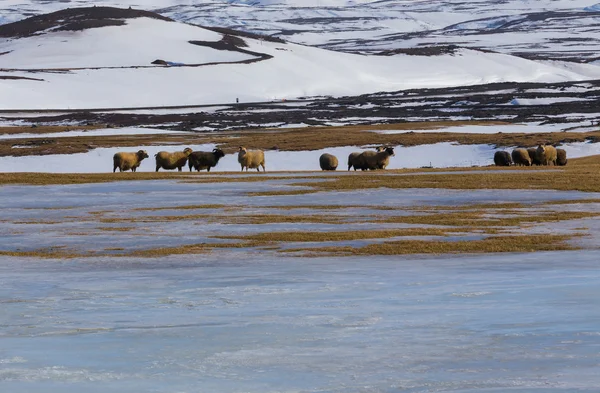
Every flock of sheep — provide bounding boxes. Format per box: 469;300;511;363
112;143;567;173
494;144;568;167
111;146;396;173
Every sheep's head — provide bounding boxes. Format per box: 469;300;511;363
137;150;149;159
183;147;193;156
213;148;225;159
385;147;395;156
238;146;247;154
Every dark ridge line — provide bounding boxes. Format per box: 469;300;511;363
0;75;44;81
0;6;173;38
0;98;308;114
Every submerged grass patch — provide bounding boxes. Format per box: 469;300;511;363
284;234;578;256
214;228;460;243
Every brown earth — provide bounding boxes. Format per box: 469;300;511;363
0;6;172;38
2;121;600;157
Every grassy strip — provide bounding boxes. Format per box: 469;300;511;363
378;211;600;227
4;120;600;158
134;204;230;211
213;228;459;243
284;234;578;256
0;125;102;135
213;121;600;152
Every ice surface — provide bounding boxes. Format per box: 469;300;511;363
1;251;600;392
1;180;599;253
2;173;600;391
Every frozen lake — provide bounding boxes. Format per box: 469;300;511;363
2;178;600;391
1;251;600;392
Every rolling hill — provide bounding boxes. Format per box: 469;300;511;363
2;6;600;110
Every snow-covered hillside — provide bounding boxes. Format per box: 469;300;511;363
2;7;600;110
3;0;600;60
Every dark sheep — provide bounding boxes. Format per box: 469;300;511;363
556;148;567;166
493;151;512;166
188;148;226;172
527;147;542;166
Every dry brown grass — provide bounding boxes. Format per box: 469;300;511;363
243;154;600;195
0;246;86;259
96;226;135;232
4;120;600;158
285;234;577;256
213;121;600;152
214;228;458;243
134;204;230;211
378;210;600;227
0;125;102;135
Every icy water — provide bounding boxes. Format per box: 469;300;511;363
2;179;600;391
2;252;600;392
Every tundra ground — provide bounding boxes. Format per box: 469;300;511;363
2;155;600;258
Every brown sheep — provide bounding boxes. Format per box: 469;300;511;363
347;152;362;171
188;148;226;172
358;147;395;170
536;145;557;166
556;148;567;166
319;153;338;171
527;147;542;166
374;146;392;169
113;150;149;172
155;147;193;172
238;146;265;172
493;151;512;166
348;147;385;171
511;148;531;166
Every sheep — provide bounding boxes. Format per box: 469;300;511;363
511;148;531;166
238;146;265;172
348;147;385;171
155;147;193;172
188;148;226;172
113;150;149;172
374;146;392;169
556;148;567;166
536;144;557;166
527;147;542;166
319;153;338;171
347;152;362;171
358;147;395;170
493;151;512;166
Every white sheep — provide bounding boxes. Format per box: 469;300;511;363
238;146;265;172
113;150;149;172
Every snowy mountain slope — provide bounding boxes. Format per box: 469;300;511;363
2;0;599;61
0;7;600;109
0;18;256;69
2;7;600;110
